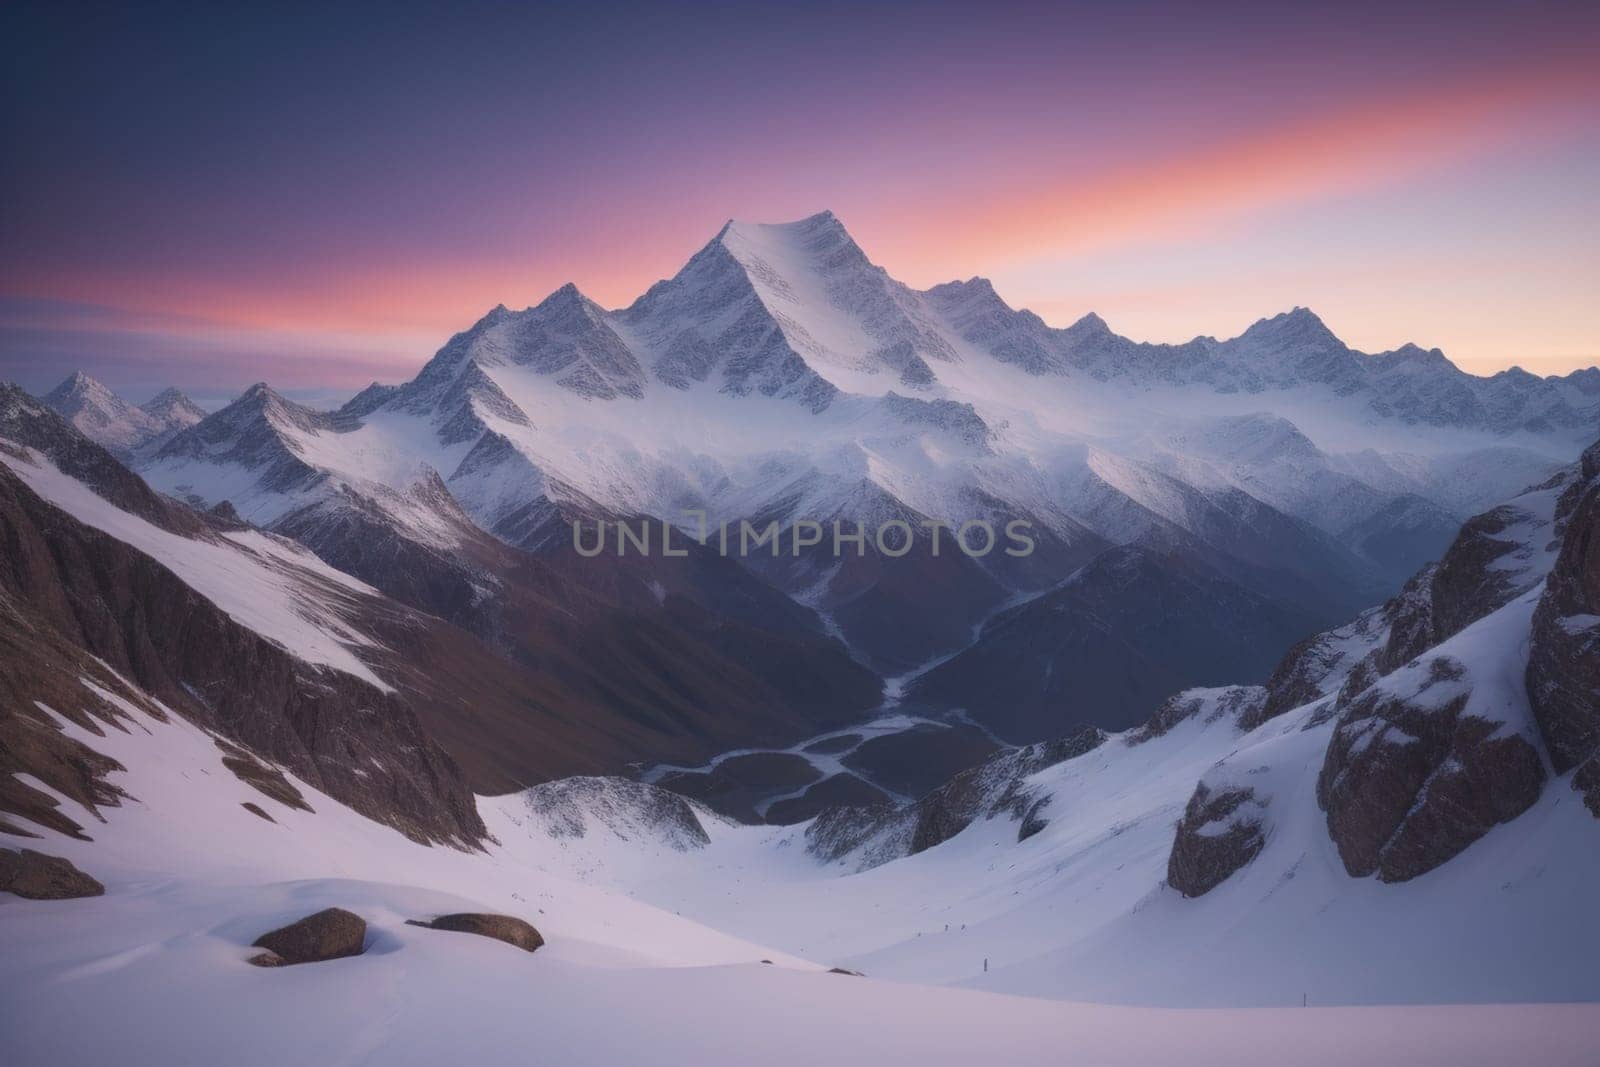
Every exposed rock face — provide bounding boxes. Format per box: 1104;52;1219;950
408;913;544;953
805;727;1104;869
1377;470;1567;675
0;461;485;846
216;739;313;813
1526;443;1600;812
1331;651;1381;709
1575;759;1600;818
1433;506;1543;637
250;908;366;965
0;848;105;899
1317;656;1546;882
1376;566;1439;673
0;602;135;840
1254;606;1388;728
1167;785;1266;898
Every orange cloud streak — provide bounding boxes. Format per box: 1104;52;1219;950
11;56;1595;374
874;58;1599;281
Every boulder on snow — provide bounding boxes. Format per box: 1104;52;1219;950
1166;784;1266;897
249;907;366;965
407;913;544;953
0;848;104;899
827;967;864;976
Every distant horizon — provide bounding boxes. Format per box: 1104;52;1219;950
3;2;1597;395
12;266;1600;415
15;273;1600;416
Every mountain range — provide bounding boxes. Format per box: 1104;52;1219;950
0;337;1596;1063
41;371;206;457
31;213;1590;761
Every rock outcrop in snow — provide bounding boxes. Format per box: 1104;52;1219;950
806;727;1105;870
0;848;105;899
507;777;719;852
1526;443;1600;815
1167;783;1268;897
1317;648;1547;882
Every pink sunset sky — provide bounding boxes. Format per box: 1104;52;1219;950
2;1;1597;402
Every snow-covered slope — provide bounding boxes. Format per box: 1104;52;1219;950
5;667;1595;1065
4;445;1599;1063
0;441;391;690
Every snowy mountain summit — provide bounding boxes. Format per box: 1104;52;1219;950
391;212;1599;430
42;371;206;456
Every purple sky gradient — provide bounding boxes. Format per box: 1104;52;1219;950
2;1;1596;402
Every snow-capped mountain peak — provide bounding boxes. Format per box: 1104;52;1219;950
1239;305;1340;346
44;370;134;420
139;386;207;428
1066;310;1111;335
40;371;206;455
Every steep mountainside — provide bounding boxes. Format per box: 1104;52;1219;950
0;392;878;807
